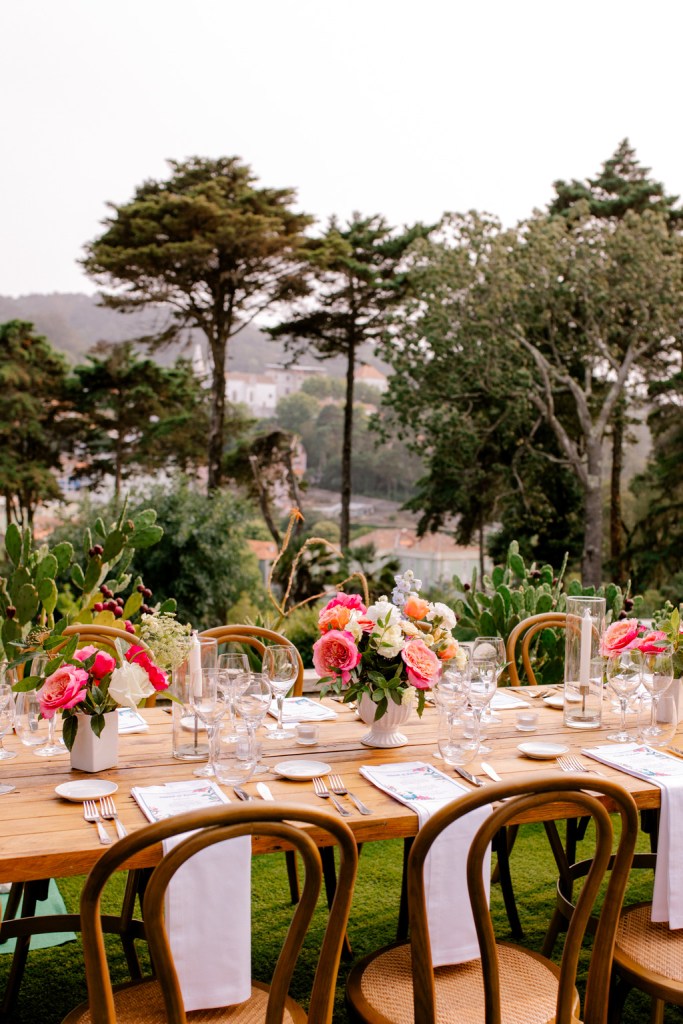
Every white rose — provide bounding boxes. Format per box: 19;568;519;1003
365;597;400;627
400;621;420;636
343;610;365;642
109;662;155;709
401;685;417;706
426;602;456;630
372;623;404;659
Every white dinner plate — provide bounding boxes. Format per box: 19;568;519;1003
272;760;331;781
517;742;569;760
55;780;119;802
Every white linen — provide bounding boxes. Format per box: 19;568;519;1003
490;691;530;711
360;761;491;965
132;780;252;1010
582;742;683;928
267;696;337;722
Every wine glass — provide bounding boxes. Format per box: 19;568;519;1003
234;672;272;774
262;645;299;741
467;656;498;754
605;651;642;742
217;650;251;742
472;637;506;724
433;654;470;719
214;730;257;787
437;708;479;766
190;669;227;778
0;681;17;761
640;646;675;746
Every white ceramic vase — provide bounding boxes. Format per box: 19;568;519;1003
69;711;119;773
358;692;413;748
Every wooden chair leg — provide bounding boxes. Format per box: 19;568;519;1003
0;878;50;1014
492;827;523;939
285;850;300;904
396;836;414;942
320;846;353;959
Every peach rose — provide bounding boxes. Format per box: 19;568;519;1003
600;619;640;657
403;595;430;621
401;638;440;689
637;630;669;655
39;665;88;719
73;645;116;678
437;641;460;661
318;604;353;634
312;629;361;685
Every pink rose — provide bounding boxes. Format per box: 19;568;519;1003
73;645;116;678
600;619;641;657
125;645;169;692
325;593;367;615
401;638;440;689
39;665;88;719
637;630;669;655
312;630;361;685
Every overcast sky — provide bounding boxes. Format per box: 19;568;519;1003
2;0;682;297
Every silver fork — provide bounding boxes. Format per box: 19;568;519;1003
99;795;127;838
557;755;605;776
83;800;112;845
327;773;373;815
312;777;351;816
520;688;549;699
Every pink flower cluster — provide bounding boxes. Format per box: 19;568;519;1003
600;619;669;658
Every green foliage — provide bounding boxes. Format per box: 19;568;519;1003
448;541;639;685
277;605;320;668
82;156;314;490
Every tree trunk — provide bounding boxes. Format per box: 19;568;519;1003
248;455;281;545
610;405;625;581
478;517;485;580
339;338;356;550
284;440;305;537
208;339;227;492
581;441;604;588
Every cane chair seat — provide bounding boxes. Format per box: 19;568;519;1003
609;901;683;1020
63;979;304;1024
346;774;637;1024
348;941;570;1024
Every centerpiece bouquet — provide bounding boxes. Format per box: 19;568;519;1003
313;570;466;720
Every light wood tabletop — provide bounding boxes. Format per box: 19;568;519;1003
0;690;671;884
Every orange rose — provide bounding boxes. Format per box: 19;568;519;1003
403;595;430;621
318;605;352;634
437;642;459;661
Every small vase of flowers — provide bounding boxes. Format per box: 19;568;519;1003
313;571;465;747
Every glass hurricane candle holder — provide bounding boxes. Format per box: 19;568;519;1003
564;596;605;730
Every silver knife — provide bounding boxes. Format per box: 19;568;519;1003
256;782;274;801
233;786;252;801
453;765;485;787
480;762;502;783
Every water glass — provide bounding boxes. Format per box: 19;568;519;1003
606;651;642;742
0;681;17;761
437;709;479;766
214;730;257;786
217;650;251;742
640;646;675;746
468;657;498;754
262;645;298;741
234;672;272;774
191;669;227;778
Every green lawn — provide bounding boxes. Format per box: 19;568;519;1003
2;824;681;1023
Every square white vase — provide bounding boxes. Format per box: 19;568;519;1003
69;711;119;773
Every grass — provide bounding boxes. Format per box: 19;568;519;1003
2;824;682;1023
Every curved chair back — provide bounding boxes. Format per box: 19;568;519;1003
200;625;304;696
61;624;151;654
505;612;567;686
406;774;637;1024
76;804;357;1024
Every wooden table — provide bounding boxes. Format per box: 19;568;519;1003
0;690;671;883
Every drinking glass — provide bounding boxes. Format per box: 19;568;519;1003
605;651;641;742
437;708;479;766
433;654;470;719
640;646;674;746
234;673;272;774
214;730;257;787
467;656;498;754
262;645;299;741
217;650;251;742
190;669;227;778
0;681;17;761
15;658;67;757
472;637;505;724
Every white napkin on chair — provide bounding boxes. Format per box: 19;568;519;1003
132;779;252;1010
360;761;491;965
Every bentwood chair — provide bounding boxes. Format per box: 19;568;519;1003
0;625;153;1015
609;902;683;1023
61;803;357;1024
505;612;567;688
346;774;637;1024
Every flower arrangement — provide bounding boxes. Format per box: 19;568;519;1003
313;571;466;720
26;636;171;749
601;607;682;676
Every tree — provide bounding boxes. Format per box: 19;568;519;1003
269;213;432;548
224;428;305;545
0;320;72;526
549;140;683;578
382;209;683;587
82;157;313;491
69;342;209;496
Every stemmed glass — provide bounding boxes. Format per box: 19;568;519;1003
262;645;299;741
217;651;251;742
15;658;67;757
234;672;272;774
605;651;642;742
433;653;471;720
640;646;674;746
0;681;17;761
190;669;227;778
472;637;505;725
467;656;498;754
